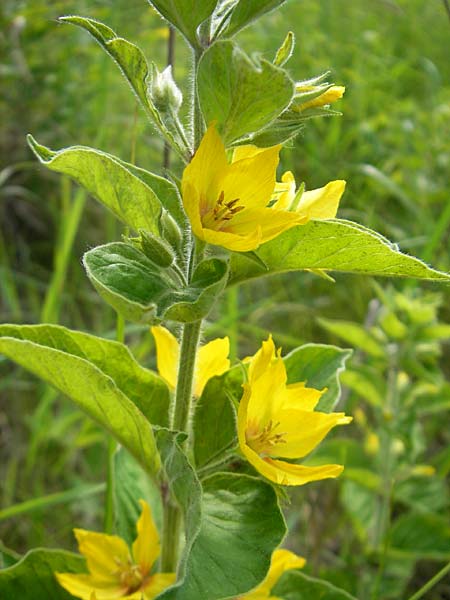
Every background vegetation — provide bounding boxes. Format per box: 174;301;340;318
1;0;449;598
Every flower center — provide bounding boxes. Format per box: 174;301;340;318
246;420;287;456
202;190;244;230
115;557;144;594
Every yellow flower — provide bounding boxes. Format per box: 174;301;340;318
238;337;352;486
151;325;230;397
181;124;304;252
295;84;345;111
272;171;345;220
56;500;175;600
239;549;306;599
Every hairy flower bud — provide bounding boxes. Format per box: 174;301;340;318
150;65;182;114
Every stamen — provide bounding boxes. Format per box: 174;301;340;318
202;191;245;229
246;420;287;455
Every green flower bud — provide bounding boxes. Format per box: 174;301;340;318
150;65;182;114
161;209;183;252
140;230;175;268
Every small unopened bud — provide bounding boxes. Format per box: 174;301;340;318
140;230;175;268
296;85;345;111
161;209;183;251
150;65;182;114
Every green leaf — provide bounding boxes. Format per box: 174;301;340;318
198;40;294;144
318;318;385;359
0;548;85;600
58;16;187;160
193;366;241;468
340;368;384;407
284;343;352;412
340;479;378;543
84;243;228;324
389;512;450;560
27;138;163;235
0;324;161;475
229;220;450;284
224;0;288;37
155;429;286;599
273;569;357;599
114;448;163;546
148;0;218;47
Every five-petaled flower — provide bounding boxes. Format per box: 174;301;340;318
238;549;306;599
181;124;304;252
151;325;230;397
238;337;352;486
56;500;175;600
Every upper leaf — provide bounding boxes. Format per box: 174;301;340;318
273;569;358;599
28;138;164;235
223;0;288;37
147;0;218;47
58;16;187;159
84;242;229;324
155;429;286;599
284;343;352;412
197;40;294;144
229;220;450;284
0;548;85;600
0;324;162;475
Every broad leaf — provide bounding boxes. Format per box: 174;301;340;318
114;448;163;546
84;243;228;323
193;366;241;468
148;0;218;47
229;220;450;284
273;570;358;599
0;549;85;600
224;0;288;37
318;318;385;358
284;343;352;412
28;138;163;235
389;512;450;560
155;429;286;599
58;16;186;159
198;40;294;144
0;325;161;475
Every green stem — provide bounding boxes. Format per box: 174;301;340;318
192;49;205;150
407;562;450;600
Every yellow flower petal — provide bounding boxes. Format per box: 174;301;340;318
272;409;350;459
151;326;179;390
195;336;230;397
181;181;206;242
142;573;177;599
271;171;296;210
284;383;322;411
232;145;267;162
263;549;306;591
297;85;345;111
296;180;346;220
201;224;262;252
182;124;228;214
132;500;160;576
73;529;130;583
221;145;281;210
228;206;304;245
56;573;125;600
247;336;277;382
243;446;344;486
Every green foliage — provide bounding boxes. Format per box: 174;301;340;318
156;428;286;599
273;570;358;599
197;40;294;144
0;325;162;474
147;0;217;47
284;343;352;412
27;138;164;235
114;448;163;546
229;220;450;284
0;549;85;600
84;243;228;323
221;0;288;38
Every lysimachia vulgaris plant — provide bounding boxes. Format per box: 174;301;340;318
1;2;449;599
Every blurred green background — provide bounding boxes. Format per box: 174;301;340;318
1;1;449;598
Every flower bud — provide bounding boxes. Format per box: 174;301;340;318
160;209;183;252
150;65;182;114
140;230;175;268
